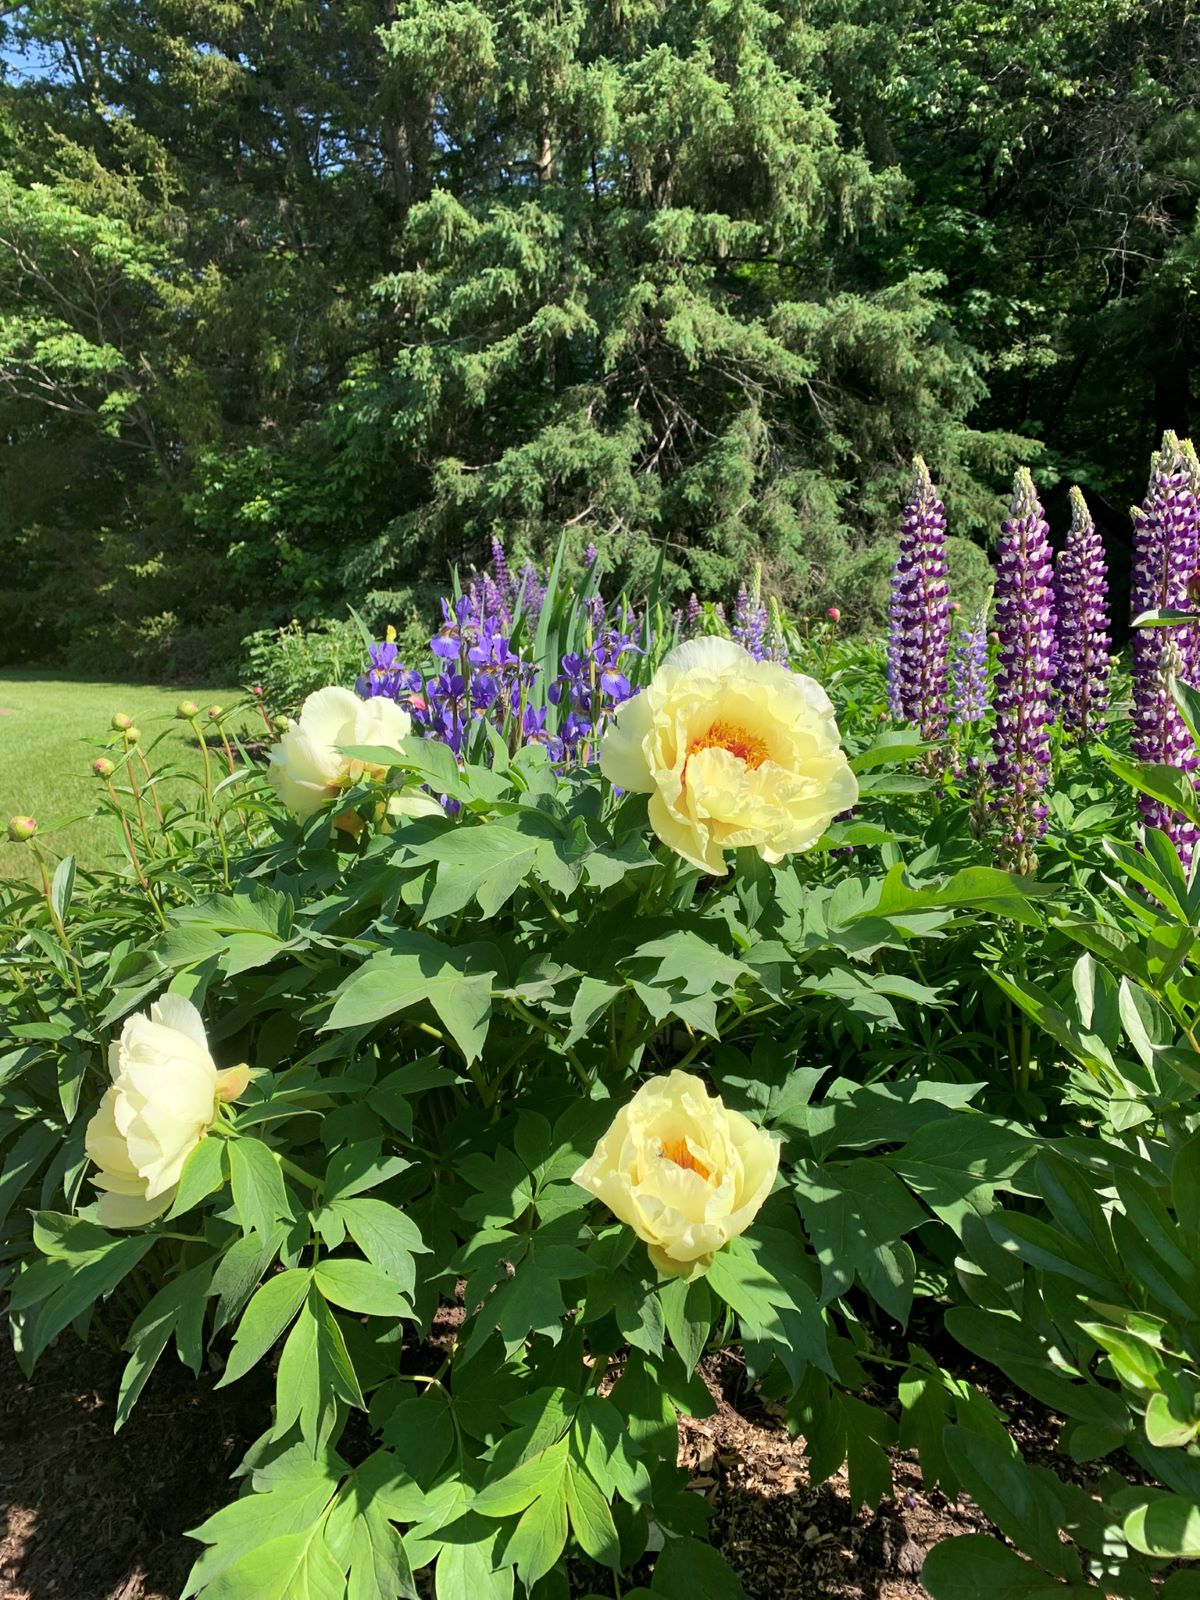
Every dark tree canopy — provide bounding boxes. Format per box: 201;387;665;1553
0;0;1196;671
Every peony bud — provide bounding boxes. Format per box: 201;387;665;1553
207;705;224;720
124;727;140;745
111;712;132;731
176;700;199;720
6;815;37;842
273;715;292;733
826;606;841;622
92;757;115;777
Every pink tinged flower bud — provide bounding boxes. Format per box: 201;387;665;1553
6;815;36;842
826;606;841;622
124;727;141;745
92;757;115;777
207;705;224;720
176;700;199;719
111;712;132;731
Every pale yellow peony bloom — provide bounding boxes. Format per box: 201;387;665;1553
84;995;249;1229
573;1070;780;1276
598;637;858;874
267;686;436;826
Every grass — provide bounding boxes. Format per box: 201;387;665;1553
0;672;247;881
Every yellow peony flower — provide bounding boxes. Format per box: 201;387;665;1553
267;686;438;827
84;995;249;1229
573;1069;780;1276
598;637;858;874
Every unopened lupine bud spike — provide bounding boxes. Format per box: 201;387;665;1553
6;815;36;842
989;467;1057;873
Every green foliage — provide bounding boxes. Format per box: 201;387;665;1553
240;619;370;719
9;607;1200;1595
16;0;1200;668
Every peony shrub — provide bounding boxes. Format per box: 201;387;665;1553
8;481;1200;1598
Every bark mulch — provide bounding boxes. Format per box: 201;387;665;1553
0;1333;993;1600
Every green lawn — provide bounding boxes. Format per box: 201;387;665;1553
0;673;245;880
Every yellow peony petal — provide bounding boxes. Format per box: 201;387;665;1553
572;1070;780;1276
598;688;657;793
599;638;857;872
95;1187;175;1230
297;685;363;747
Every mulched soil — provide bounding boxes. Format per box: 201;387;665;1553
0;1337;272;1600
0;1329;993;1600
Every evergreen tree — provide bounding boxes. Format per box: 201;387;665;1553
336;0;1023;617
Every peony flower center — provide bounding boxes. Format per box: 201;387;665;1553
660;1136;711;1180
687;720;769;770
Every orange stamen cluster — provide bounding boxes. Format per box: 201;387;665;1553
687;720;769;770
661;1137;711;1180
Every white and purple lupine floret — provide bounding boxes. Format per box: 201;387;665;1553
887;456;952;741
1054;486;1110;743
989;468;1056;872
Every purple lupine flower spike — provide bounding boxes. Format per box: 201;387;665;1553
732;569;770;661
888;457;952;740
989;468;1057;873
490;536;510;595
1130;432;1200;862
1054;487;1111;742
951;605;989;725
686;592;701;630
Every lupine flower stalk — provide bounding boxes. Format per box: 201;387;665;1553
951;605;990;726
733;577;768;661
989;468;1057;873
1130;432;1200;860
887;457;951;740
1054;486;1110;742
